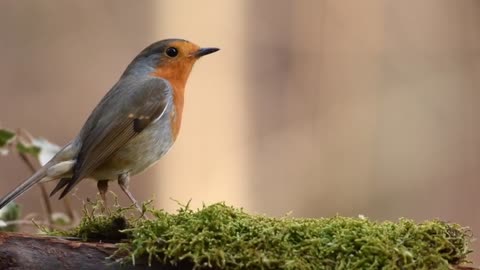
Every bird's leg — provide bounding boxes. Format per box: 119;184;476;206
97;180;109;212
118;173;142;213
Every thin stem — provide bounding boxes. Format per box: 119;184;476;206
2;219;64;230
16;129;54;227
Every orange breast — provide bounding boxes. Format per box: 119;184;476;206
170;85;184;140
151;61;192;140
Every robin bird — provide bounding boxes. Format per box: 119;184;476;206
0;39;219;211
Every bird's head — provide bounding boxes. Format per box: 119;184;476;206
125;39;219;85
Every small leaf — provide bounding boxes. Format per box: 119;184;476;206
16;142;41;157
32;138;61;166
0;202;20;232
0;128;15;148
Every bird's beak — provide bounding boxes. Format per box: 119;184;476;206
194;47;220;58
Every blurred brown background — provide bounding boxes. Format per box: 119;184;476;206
1;0;480;264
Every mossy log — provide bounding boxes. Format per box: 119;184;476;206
0;203;477;269
0;232;476;270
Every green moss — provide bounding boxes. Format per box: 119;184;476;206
52;200;131;241
53;202;472;269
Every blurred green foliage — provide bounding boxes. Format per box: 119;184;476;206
0;202;20;232
0;127;62;232
0;128;41;158
0;128;15;151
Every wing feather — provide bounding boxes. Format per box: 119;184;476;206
53;76;171;198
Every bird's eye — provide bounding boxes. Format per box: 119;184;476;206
165;47;178;57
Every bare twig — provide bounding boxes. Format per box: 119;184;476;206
1;219;66;232
3;219;48;227
15;129;53;227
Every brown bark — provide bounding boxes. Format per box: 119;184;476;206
0;232;476;270
0;233;192;270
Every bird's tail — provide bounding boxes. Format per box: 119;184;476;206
0;167;48;209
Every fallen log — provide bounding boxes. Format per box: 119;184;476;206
0;232;477;270
0;233;189;270
0;202;477;269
